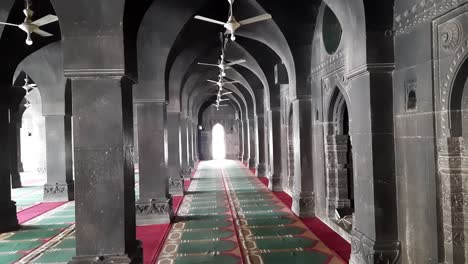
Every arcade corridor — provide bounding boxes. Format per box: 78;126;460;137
3;0;468;263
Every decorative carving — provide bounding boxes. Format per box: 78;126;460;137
395;0;468;35
441;21;463;51
311;50;345;78
44;183;67;194
135;199;172;216
169;177;184;196
351;230;401;264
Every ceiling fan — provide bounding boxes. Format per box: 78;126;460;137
22;75;37;94
212;100;229;111
194;0;272;41
0;1;58;45
207;77;239;89
198;54;245;77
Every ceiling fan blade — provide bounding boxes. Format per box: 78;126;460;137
227;59;246;66
0;21;18;27
194;15;225;26
207;80;218;84
32;14;58;27
222;92;233;95
33;28;53;37
198;62;218;67
220;98;230;101
239;14;272;26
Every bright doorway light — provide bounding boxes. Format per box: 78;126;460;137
212;123;226;160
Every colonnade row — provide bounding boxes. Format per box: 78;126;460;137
0;75;318;264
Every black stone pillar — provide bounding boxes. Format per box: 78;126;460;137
268;109;283;191
188;118;194;169
69;76;139;263
349;67;399;264
134;100;173;225
167;111;183;195
180;115;190;179
43;115;74;201
0;102;19;232
291;98;315;217
255;114;266;177
237;119;244;160
9;108;22;188
242;118;250;164
248;117;257;169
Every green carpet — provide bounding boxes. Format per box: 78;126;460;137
221;160;345;264
0;203;74;264
157;162;242;264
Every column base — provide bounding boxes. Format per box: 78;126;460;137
292;191;315;217
269;175;283;192
69;241;142;264
11;172;22;189
242;157;249;165
43;182;74;202
18;162;24;173
0;201;19;232
136;197;174;225
169;177;184;196
255;163;266;177
181;168;191;180
350;229;400;264
248;159;256;170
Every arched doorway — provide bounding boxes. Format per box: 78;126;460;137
212;123;226;160
438;56;468;263
325;88;354;230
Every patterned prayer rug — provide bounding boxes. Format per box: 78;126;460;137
0;202;75;264
157;161;243;264
221;160;345;264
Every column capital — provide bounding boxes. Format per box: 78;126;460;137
64;69;135;83
133;99;168;105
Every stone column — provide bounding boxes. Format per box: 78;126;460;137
192;121;198;164
167;111;183;195
193;121;199;163
9;108;22;188
237;119;244;160
180;115;190;179
134;100;173;225
264;113;271;178
348;66;399;264
69;75;139;263
43;115;74;202
255;114;266;177
17;121;24;173
44;115;74;202
243;118;250;164
291;98;315;217
0;101;19;232
188;118;194;169
248;118;257;169
268;109;283;191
